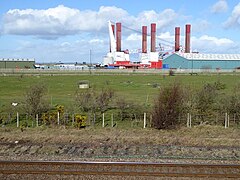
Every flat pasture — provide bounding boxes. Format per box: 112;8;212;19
0;73;239;109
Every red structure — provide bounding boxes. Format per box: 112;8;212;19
185;24;191;53
150;61;163;69
115;61;130;65
142;26;147;53
112;24;115;35
151;23;156;52
175;27;180;52
116;22;121;52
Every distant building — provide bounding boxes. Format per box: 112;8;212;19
0;58;35;69
163;53;240;70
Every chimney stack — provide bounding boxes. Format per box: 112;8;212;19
175;27;180;52
185;24;191;53
116;22;121;52
151;23;156;52
142;26;147;53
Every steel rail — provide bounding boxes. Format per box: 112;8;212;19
0;161;240;178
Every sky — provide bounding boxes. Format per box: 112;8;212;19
1;0;240;63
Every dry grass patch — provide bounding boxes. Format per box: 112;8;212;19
0;125;239;147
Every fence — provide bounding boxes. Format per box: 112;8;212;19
1;68;240;76
0;111;239;129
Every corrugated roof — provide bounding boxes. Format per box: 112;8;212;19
177;53;240;61
0;58;35;62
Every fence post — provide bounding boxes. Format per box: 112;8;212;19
234;113;236;124
57;112;60;125
143;113;146;128
225;113;227;128
187;113;189;127
72;114;74;126
36;114;38;127
227;114;230;128
93;113;96;126
102;113;105;128
150;114;152;128
111;113;114;127
17;112;19;128
190;114;192;128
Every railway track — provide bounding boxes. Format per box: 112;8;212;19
0;161;240;178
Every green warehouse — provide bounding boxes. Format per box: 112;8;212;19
163;53;240;70
0;58;35;69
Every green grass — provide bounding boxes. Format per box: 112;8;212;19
0;73;240;110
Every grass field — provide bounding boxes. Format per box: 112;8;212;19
0;73;240;110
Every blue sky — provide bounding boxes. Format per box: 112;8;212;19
1;0;240;63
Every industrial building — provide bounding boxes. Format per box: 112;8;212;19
0;58;35;69
163;53;240;70
103;21;162;69
103;22;240;70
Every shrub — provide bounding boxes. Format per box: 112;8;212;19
169;69;175;76
152;82;185;129
74;88;114;114
194;82;223;123
74;114;87;129
115;97;145;121
96;88;114;113
24;83;50;118
41;111;58;126
75;89;96;113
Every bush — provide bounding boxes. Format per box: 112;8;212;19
169;69;175;76
41;111;58;126
152;82;185;129
194;82;223;123
74;114;87;129
24;83;50;118
75;89;96;112
74;88;115;114
115;97;145;121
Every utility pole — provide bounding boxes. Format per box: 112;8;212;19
89;49;92;74
191;53;193;75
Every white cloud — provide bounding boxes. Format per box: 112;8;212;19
199;35;233;45
126;33;141;41
2;5;130;38
223;3;240;28
211;0;228;13
192;35;235;53
1;5;179;39
158;32;174;42
61;42;71;47
89;39;104;44
135;9;178;30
